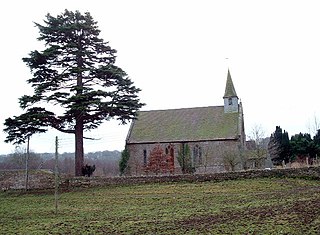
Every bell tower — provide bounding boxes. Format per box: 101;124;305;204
223;69;239;113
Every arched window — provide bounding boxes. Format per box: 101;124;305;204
165;144;175;174
165;145;174;157
228;97;233;105
193;145;202;166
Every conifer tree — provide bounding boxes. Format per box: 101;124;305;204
291;133;320;160
178;143;194;174
119;147;130;176
3;10;144;176
268;126;290;165
314;129;320;146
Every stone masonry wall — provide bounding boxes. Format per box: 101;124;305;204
126;139;241;176
1;166;319;191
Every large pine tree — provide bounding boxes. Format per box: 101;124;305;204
4;10;144;176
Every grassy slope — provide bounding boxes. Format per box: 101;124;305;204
0;178;319;234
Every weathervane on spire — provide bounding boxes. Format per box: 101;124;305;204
225;57;230;70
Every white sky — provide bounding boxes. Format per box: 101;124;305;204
1;0;320;154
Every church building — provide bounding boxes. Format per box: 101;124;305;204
125;70;245;175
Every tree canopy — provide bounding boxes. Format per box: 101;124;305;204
290;133;320;160
268;126;290;165
4;10;144;175
268;126;320;165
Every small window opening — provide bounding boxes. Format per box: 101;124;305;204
143;149;147;165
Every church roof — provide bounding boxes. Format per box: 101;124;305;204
126;106;240;144
223;69;238;98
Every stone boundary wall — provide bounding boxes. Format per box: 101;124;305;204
0;170;55;190
1;167;320;191
65;166;320;189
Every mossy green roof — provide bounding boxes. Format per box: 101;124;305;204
126;106;240;144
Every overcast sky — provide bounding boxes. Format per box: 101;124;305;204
1;0;320;154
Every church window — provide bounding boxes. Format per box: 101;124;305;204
228;98;233;105
193;145;202;166
166;145;174;156
143;149;147;165
165;145;175;173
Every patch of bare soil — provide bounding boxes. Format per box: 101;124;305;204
175;187;320;233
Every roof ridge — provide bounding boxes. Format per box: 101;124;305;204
139;105;224;112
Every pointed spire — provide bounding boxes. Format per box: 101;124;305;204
223;69;238;98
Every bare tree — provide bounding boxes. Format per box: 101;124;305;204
223;150;241;172
248;124;267;169
249;124;265;147
4;146;41;170
10;146;26;169
307;114;320;137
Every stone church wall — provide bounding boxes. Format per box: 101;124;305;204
126;139;242;176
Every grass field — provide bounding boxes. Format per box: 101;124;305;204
0;177;319;234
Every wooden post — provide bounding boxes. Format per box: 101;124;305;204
55;136;59;214
25;136;30;191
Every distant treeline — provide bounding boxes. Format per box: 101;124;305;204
0;150;121;177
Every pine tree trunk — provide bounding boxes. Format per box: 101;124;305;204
75;116;84;176
75;39;84;176
25;136;30;191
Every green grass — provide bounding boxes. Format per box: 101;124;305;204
1;178;319;234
